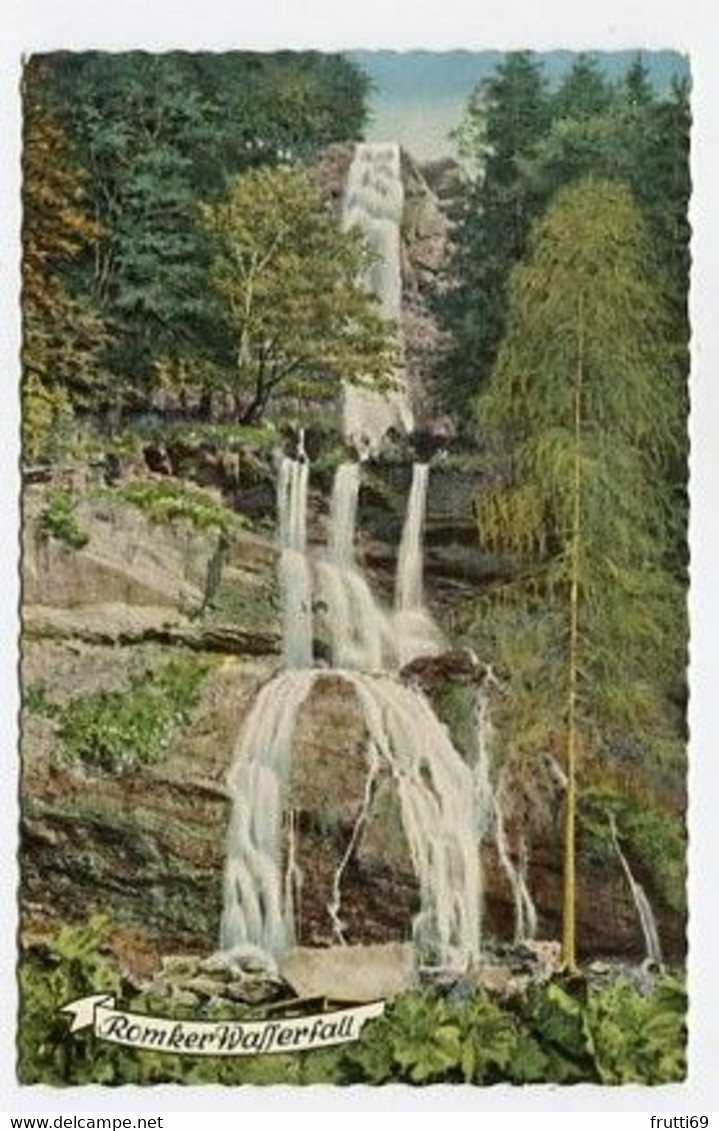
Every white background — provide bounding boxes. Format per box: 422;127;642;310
1;0;717;1115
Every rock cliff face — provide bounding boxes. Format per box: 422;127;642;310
312;141;458;428
19;481;685;977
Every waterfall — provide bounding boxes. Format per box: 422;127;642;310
610;815;663;966
394;462;444;666
329;461;360;566
395;463;429;611
278;456;313;669
472;676;537;944
340;672;481;969
316;460;396;670
221;669;319;955
220;139;488;972
341;142;414;457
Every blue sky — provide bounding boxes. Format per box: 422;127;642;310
350;50;690;161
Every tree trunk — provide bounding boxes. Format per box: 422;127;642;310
563;290;584;972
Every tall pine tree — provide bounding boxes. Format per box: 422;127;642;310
474;180;686;967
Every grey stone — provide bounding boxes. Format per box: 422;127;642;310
280;943;417;1002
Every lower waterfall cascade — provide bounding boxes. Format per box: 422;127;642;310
220;453;530;970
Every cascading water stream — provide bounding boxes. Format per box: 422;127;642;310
396;463;429;612
221;668;319;955
341;143;414;457
221;451;485;967
472;677;537;944
316;461;396;670
394;463;443;666
278;455;313;670
610;815;663;966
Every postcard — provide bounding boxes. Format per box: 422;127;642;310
6;29;709;1104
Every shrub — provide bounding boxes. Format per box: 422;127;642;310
55;657;209;773
39;490;89;549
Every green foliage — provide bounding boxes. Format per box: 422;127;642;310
127;418;279;455
441;52;690;417
200;165;397;423
22;376;76;465
39;490;89;549
18;916;122;1085
520;979;598;1081
439;52;553;412
114;478;237;532
28;51;371;414
21;61;109;422
474;180;685;771
585;974;687;1083
54;657;209;773
18;919;687;1085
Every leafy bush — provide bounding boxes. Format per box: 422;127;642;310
343;991;531;1085
55;657;209;773
114;479;236;532
18;920;686;1086
18;917;122;1085
586;975;687;1084
39;490;89;549
18;919;326;1086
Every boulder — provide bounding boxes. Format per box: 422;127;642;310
280;943;417;1002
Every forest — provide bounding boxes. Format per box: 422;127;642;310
18;49;690;1086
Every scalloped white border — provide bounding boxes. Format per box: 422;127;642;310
1;0;716;1113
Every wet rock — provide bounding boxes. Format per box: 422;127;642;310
146;948;294;1007
400;647;490;693
200;946;278;978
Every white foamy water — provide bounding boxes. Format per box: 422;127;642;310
341;672;482;968
394;462;443;665
316;460;396;669
342;143;414;457
222;456;489;968
221;668;319;955
610;815;663;966
278;456;313;669
396;463;429;611
472;676;537;944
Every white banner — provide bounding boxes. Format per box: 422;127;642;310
60;995;386;1057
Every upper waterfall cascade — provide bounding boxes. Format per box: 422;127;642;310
341;143;414;457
